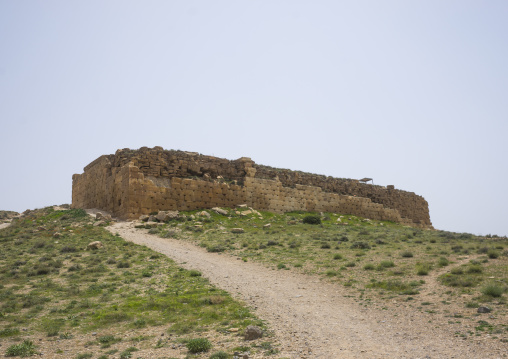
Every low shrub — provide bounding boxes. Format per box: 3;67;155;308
302;215;321;225
6;340;38;357
440;273;480;287
350;241;370;250
487;249;499;259
482;284;504;298
379;260;395;268
209;351;229;359
189;270;202;277
466;265;483;274
206;245;225;253
187;338;212;353
438;257;449;267
416;263;432;276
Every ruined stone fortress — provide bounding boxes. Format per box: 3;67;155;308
72;147;433;229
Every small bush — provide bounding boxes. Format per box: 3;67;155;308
302;215;321;225
487;249;499;259
379;260;395;268
364;263;375;270
320;243;331;249
450;267;464;275
116;261;130;269
438;257;449;267
60;246;77;253
209;351;229;359
5;340;37;357
401;251;413;258
119;347;138;359
161;230;178;238
440;273;479;287
207;245;225;253
466;265;483;274
482;284;504;298
189;270;202;277
333;254;342;260
187;338;212;353
477;247;489;254
416;263;432;276
350;241;370;250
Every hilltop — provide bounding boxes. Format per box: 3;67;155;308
1;205;507;358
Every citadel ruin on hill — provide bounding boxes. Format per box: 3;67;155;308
72;147;433;229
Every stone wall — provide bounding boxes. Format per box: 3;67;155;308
72;147;433;228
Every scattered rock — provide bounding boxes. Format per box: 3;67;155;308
287;220;297;225
156;210;179;222
148;215;157;222
87;241;104;250
96;212;104;220
139;215;149;222
237;204;248;208
38;226;46;231
477;306;491;313
228;328;239;332
53;232;61;238
263;223;271;228
145;221;159;228
244;325;263;340
212;207;228;215
197;211;211;218
93;220;106;227
231;228;245;234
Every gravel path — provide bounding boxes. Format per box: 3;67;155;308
110;221;506;359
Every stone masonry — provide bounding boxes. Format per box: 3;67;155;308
72;147;433;229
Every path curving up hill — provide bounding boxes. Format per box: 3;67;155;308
109;221;505;359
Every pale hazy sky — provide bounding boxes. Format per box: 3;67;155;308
1;1;507;236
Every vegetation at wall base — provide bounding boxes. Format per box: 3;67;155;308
0;207;274;358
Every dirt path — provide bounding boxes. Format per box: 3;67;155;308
0;223;10;230
109;222;505;359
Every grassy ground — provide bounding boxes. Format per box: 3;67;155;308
149;207;508;342
0;207;278;358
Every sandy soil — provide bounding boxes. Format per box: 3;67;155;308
108;221;506;358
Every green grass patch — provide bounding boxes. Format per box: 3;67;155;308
0;206;267;357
